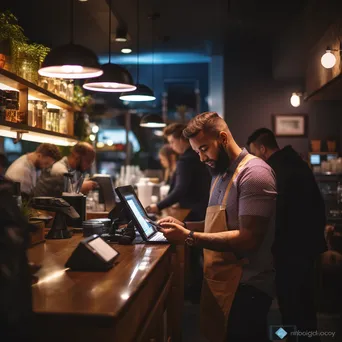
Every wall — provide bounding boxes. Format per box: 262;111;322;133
224;42;342;158
209;55;225;118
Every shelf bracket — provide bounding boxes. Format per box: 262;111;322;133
10;128;29;144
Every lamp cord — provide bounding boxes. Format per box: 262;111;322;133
137;0;140;84
70;0;74;44
109;0;112;63
151;10;154;91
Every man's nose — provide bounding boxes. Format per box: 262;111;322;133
198;152;206;163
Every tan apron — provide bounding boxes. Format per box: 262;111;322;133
200;154;256;342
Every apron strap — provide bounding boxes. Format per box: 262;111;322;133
221;154;257;206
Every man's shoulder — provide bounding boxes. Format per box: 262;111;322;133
50;159;68;176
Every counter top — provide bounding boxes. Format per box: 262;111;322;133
29;236;170;320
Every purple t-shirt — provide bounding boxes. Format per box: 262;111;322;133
209;149;277;297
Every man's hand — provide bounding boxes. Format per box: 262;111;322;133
146;204;159;214
157;216;184;226
81;180;97;194
160;222;189;244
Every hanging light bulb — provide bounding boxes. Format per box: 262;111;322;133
140;114;166;128
119;0;155;102
321;48;337;69
290;93;301;107
83;0;135;92
39;0;102;79
92;125;99;133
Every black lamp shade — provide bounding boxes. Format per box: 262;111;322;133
115;27;128;42
120;84;156;101
38;43;103;79
140;114;166;128
83;63;136;92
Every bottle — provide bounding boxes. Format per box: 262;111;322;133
13;182;22;208
36;101;43;128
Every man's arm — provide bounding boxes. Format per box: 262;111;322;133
186;220;205;233
193;215;269;252
157;158;193;210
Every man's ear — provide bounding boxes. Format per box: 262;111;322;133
218;131;229;146
260;145;266;154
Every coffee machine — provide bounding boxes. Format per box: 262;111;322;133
61;172;86;227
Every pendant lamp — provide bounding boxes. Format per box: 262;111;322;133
119;0;155;102
38;0;102;79
83;0;136;92
140;114;166;128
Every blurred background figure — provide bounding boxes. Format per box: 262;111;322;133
5;143;61;196
0;153;8;179
0;179;34;341
158;144;177;188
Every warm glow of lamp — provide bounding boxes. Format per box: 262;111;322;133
92;125;99;133
121;48;132;54
89;134;96;141
321;50;336;69
290;93;301;107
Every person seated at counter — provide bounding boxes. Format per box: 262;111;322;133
146;123;211;222
247;128;327;342
5;143;61;196
33;142;97;198
159;112;277;342
158;144;177;189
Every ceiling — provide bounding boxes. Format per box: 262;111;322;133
1;0;309;63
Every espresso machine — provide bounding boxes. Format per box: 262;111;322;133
61;172;86;228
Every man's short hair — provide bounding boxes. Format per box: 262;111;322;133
247;128;279;150
183;111;228;139
36;143;62;161
163;123;187;140
71;142;95;159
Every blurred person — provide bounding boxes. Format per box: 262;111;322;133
0;153;8;178
0;179;34;341
5;143;61;195
147;123;211;222
34;142;97;197
159;112;277;342
158;144;177;188
247;128;327;342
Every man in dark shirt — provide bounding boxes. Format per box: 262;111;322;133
248;128;327;342
147;123;211;221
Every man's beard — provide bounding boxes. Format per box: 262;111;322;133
205;144;230;176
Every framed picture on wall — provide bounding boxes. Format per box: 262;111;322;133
272;114;308;137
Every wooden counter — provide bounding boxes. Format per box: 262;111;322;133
28;208;190;342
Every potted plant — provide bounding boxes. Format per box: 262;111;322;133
0;10;27;71
16;42;50;83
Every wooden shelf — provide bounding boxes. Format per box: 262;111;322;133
0;120;78;146
0;68;81;111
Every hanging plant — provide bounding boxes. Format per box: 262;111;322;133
73;85;93;108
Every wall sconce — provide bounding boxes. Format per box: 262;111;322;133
321;46;341;69
290;92;302;107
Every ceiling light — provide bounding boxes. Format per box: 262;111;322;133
140;114;166;128
83;1;135;92
89;134;96;141
96;142;105;148
121;48;132;54
321;48;337;69
120;0;155;102
83;63;136;92
290;92;301;107
38;0;102;79
115;27;128;42
120;84;156;101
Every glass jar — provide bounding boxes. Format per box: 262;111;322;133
42;102;48;129
59;110;68;134
4;90;19;123
36;101;43;128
